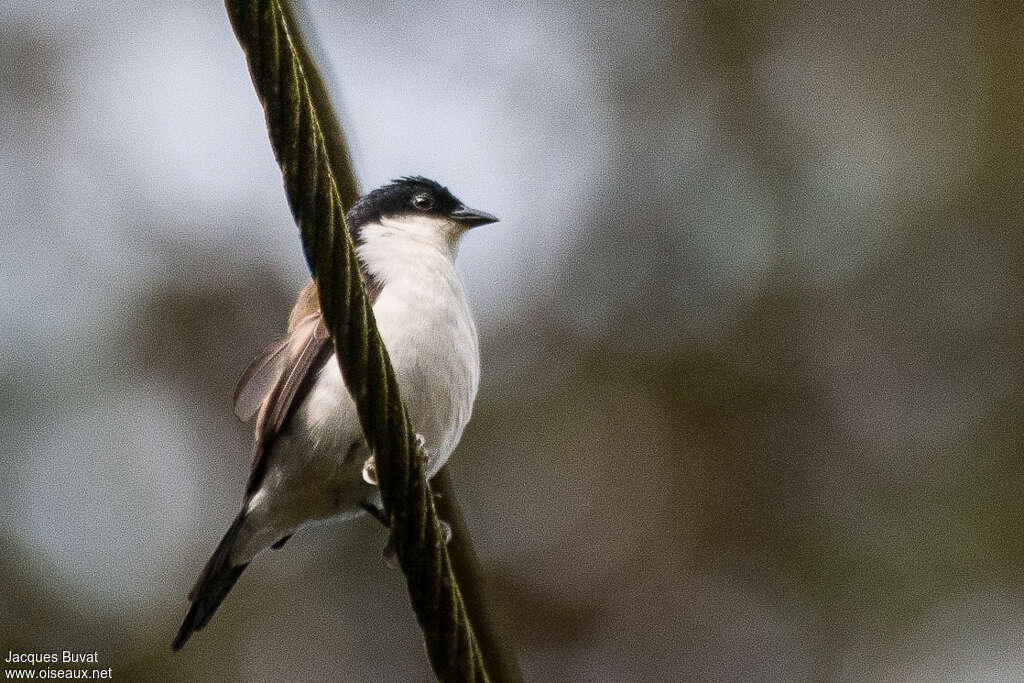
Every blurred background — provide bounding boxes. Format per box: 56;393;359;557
2;1;1022;680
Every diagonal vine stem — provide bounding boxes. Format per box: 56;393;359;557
222;1;516;680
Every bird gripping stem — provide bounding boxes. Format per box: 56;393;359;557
223;1;504;680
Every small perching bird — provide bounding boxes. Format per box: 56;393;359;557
172;177;498;650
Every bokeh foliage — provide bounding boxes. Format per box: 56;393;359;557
1;1;1021;681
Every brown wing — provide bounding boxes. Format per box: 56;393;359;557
243;311;331;499
287;279;322;331
239;277;382;501
233;336;290;422
232;280;323;423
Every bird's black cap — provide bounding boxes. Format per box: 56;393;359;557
346;176;498;233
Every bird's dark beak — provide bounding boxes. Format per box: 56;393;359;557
450;204;498;228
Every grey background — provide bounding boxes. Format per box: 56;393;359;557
1;1;1022;681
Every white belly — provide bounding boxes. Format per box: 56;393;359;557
236;264;480;562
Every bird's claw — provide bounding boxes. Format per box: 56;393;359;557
415;432;437;471
361;456;377;485
438;519;452;545
362;434;431;487
364;433;447;568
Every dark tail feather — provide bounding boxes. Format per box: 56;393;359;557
172;514;249;651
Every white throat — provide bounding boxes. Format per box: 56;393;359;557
356;214;463;284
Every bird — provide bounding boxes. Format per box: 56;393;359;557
172;176;497;650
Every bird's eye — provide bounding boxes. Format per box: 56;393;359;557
412;193;433;211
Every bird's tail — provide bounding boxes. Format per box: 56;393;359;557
172;513;249;651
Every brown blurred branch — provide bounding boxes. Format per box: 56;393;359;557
434;467;525;683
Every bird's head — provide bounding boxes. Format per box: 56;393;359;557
346;176;498;258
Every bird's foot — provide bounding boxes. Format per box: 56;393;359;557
438;518;452;545
415;432;437;471
361;455;377;486
360;434;432;487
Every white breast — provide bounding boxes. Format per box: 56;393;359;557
317;213;480;473
368;247;480;472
